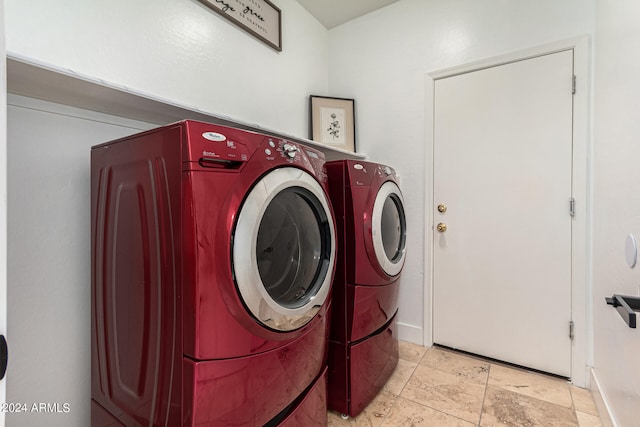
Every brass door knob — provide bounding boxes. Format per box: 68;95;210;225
437;204;447;213
437;223;447;232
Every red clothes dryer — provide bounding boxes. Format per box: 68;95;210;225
91;120;336;426
325;159;407;417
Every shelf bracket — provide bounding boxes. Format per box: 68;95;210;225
605;294;640;328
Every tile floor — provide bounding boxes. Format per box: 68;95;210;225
328;341;603;427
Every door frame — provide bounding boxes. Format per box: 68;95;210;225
423;36;591;387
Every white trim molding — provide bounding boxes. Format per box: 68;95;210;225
590;368;617;427
397;322;423;345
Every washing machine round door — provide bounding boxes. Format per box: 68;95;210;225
372;181;407;276
233;167;335;332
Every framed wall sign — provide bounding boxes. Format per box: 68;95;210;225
199;0;282;51
309;95;356;152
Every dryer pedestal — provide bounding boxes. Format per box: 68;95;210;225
327;312;398;417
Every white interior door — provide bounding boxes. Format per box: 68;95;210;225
432;50;574;377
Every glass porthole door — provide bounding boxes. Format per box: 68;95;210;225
371;181;407;276
232;168;335;331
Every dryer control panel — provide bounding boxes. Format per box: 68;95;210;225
346;160;397;187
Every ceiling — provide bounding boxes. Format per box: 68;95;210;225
296;0;400;29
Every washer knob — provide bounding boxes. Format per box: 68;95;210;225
283;143;299;159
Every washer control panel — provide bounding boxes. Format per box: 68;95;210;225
264;138;302;163
282;142;300;159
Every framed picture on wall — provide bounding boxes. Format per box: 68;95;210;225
309;95;356;152
198;0;282;51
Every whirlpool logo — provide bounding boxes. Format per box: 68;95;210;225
202;132;227;142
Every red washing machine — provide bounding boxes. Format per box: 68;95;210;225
325;159;407;417
91;120;336;426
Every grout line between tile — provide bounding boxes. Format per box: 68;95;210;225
570;384;578;422
477;362;491;427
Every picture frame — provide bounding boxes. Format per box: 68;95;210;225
199;0;282;51
309;95;356;152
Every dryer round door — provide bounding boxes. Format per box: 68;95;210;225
372;181;407;276
233;167;336;332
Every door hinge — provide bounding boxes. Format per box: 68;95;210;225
572;75;576;94
569;321;575;340
569;198;575;217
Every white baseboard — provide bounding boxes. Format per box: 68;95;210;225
590;368;616;427
397;322;423;345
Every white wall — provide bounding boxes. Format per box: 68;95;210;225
328;0;595;344
592;0;640;425
7;97;155;426
5;0;328;137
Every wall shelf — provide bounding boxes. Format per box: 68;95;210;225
6;53;365;161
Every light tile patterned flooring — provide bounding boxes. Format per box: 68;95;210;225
328;341;603;427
